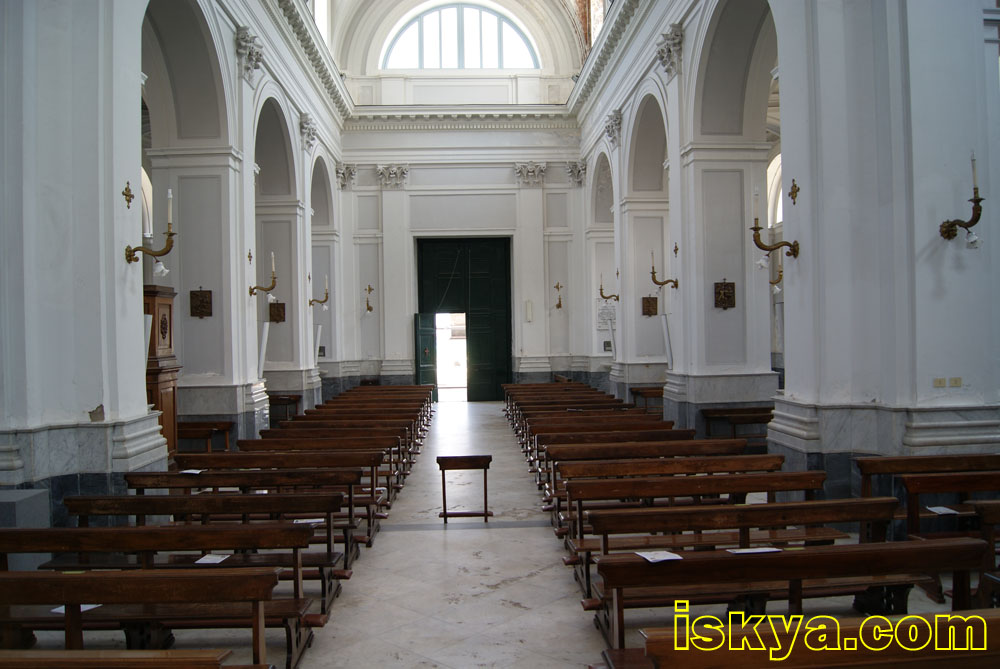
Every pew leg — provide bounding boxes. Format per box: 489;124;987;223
0;624;35;650
727;594;768;616
852;584;912;615
284;616;314;669
918;576;946;604
123;622;175;651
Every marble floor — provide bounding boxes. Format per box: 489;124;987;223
34;399;956;667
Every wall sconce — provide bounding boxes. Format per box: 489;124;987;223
554;282;563;309
750;188;799;258
940;153;984;248
599;273;619;302
756;253;784;294
126;188;176;263
250;251;278;296
309;275;330;307
650;252;678;289
364;284;374;312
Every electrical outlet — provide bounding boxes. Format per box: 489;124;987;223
949;377;962;387
933;378;946;388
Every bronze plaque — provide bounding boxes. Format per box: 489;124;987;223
269;303;286;323
190;290;212;318
641;296;658;317
714;281;735;310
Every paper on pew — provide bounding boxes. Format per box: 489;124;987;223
52;604;101;614
294;518;324;524
180;469;203;474
195;554;229;564
927;505;960;515
727;547;782;554
637;551;683;562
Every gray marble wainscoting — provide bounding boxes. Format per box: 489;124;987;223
177;382;269;439
663;371;779;436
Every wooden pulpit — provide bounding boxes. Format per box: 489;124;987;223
144;285;181;461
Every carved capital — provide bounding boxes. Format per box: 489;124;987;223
514;161;547;186
235;26;264;82
376;164;408;188
300;113;318;151
605;111;622;147
655;24;683;79
566;161;587;186
335;162;357;190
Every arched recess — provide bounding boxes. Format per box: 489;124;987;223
310;157;337;364
623;93;669;360
254;96;301;374
141;0;236;452
590;151;618;358
684;0;780;383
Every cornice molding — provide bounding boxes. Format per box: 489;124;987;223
274;0;352;119
345;106;579;132
568;0;641;115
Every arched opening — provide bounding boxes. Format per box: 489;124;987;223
593;153;614;228
310;157;335;364
141;0;231;457
629;95;666;193
254;97;299;379
591;152;617;359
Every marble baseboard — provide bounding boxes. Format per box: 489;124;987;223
321;375;362;400
0;413;167;487
513;372;551;384
664;397;775;436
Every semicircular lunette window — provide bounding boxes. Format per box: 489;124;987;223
383;4;539;70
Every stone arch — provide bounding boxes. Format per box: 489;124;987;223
310;157;334;230
591;152;615;228
691;0;776;140
141;0;230;145
254;95;297;198
626;92;668;193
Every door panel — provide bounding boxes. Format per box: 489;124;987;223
414;313;437;401
417;238;511;401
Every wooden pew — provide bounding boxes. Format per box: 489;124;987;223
900;471;1000;538
595;537;986;649
579;497;896;601
972;500;1000;607
0;649;263;669
0;568;281;666
565;471;828;547
0;526;319;668
172;453;388;547
642;608;1000;668
60;493;348;613
124;469;362;563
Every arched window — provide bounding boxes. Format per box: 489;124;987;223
382;4;539;69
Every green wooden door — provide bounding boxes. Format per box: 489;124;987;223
417;238;511;401
414;313;437;401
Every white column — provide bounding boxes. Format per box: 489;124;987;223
514;184;550;379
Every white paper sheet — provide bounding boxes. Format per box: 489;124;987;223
294;518;324;524
927;506;959;515
180;469;203;474
195;554;229;564
636;551;683;562
727;547;782;554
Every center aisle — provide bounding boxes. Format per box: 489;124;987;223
303;400;607;668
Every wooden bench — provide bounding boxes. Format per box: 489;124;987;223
60;493;348;613
0;568;281;666
173;452;388;547
0;649;267;669
972;500;1000;607
642;607;1000;668
596;537;986;648
267;393;301;425
176;421;234;453
629;387;663;413
437;455;493;523
702;406;773;452
124;469;362;564
579;497;896;602
0;526;319;669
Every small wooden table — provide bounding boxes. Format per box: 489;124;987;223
268;394;302;424
437;455;493;523
629;386;662;413
176;421;234;452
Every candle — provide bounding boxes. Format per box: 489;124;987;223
972;151;978;189
651;251;655;269
270;251;275;273
753;187;760;219
166;188;173;225
325;274;328;291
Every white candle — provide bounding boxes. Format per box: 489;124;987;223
166;188;173;224
271;251;275;273
651;251;655;269
972;151;978;189
753;187;760;219
324;274;328;291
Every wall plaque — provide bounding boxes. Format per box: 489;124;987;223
190;289;212;318
269;303;286;323
714;279;735;310
641;296;658;317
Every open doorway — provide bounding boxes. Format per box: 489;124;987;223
436;313;467;402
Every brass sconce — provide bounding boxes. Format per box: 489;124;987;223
598;273;619;302
309;275;330;307
940;153;984;248
364;284;374;312
554;282;563;309
756;253;784;294
650;252;678;289
126;188;176;263
750;189;799;258
250;252;278;296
